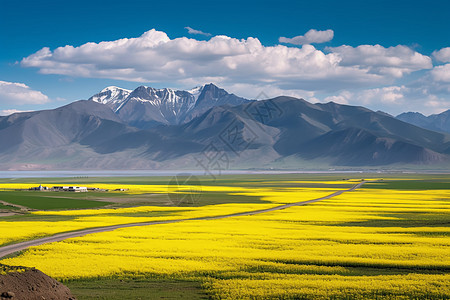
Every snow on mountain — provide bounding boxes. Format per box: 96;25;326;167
88;86;132;110
88;83;250;128
187;86;204;102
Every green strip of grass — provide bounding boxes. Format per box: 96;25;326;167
336;212;450;228
0;191;111;210
2;213;76;222
364;180;450;190
0;203;20;210
65;278;208;300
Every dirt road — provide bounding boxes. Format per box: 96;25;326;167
0;200;29;212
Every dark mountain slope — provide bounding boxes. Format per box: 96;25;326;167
296;128;446;166
187;83;252;121
397;110;450;134
154;96;450;166
318;102;450;153
0;101;135;156
0;87;449;170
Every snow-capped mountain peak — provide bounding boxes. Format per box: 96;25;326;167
187;86;204;101
89;86;131;106
100;86;130;93
89;83;250;128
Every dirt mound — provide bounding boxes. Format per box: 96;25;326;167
0;265;75;300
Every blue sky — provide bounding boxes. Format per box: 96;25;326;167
1;0;450;115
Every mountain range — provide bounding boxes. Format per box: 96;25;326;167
89;84;250;128
0;83;449;170
396;110;450;134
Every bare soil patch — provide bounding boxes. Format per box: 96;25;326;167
0;265;75;300
0;213;18;217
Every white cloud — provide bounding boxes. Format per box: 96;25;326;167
185;26;211;36
430;63;450;83
322;84;449;115
433;47;450;63
322;91;352;105
0;81;49;105
21;29;433;93
279;29;334;45
0;109;30;116
362;86;406;105
326;45;432;78
323;86;406;107
218;83;316;101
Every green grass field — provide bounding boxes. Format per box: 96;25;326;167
365;180;450;190
0;191;112;210
65;278;207;300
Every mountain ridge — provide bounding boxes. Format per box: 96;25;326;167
89;83;252;128
0;85;449;170
396;110;450;134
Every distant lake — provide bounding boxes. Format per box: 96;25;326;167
0;170;365;178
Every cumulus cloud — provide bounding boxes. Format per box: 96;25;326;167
218;83;317;101
185;26;211;36
279;29;334;45
321;91;352;105
21;29;434;93
433;47;450;63
0;81;49;105
327;45;432;77
324;86;406;107
430;63;450;83
322;84;449;115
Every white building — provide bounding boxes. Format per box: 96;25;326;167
68;186;88;192
52;186;88;192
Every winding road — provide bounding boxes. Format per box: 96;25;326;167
0;181;367;259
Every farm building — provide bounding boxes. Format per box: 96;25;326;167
53;186;88;192
30;185;48;191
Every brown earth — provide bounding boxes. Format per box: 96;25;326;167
0;213;19;217
0;265;75;300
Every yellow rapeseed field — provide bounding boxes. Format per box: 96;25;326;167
0;184;340;246
1;179;449;299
